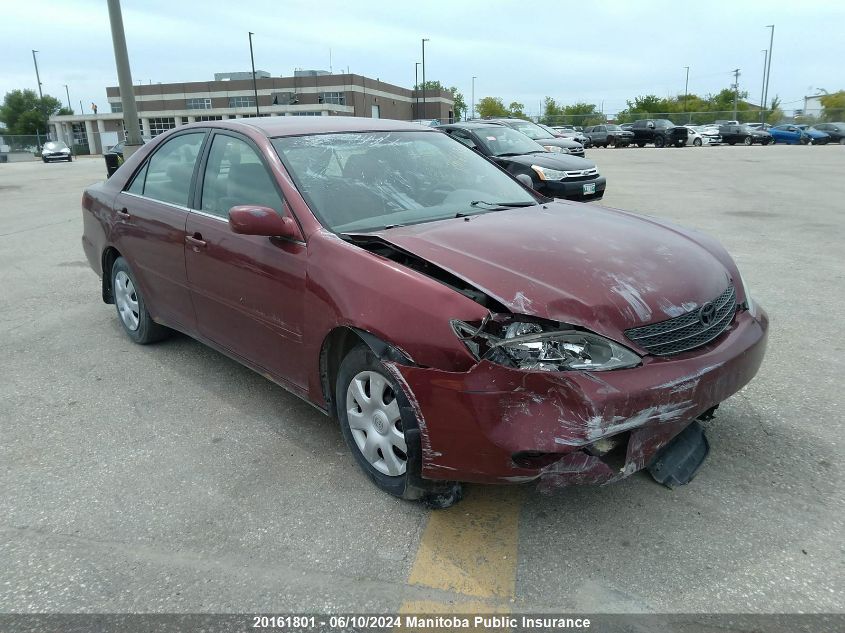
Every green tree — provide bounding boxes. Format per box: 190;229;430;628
508;101;526;119
0;89;71;135
476;96;510;118
448;86;466;121
541;97;564;125
819;90;845;121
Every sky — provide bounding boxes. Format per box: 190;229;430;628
1;0;843;117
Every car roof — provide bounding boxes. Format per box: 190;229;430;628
204;115;438;138
438;121;506;130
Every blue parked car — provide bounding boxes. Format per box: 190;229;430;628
770;124;828;145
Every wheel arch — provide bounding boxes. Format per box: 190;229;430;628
101;246;123;304
319;326;415;418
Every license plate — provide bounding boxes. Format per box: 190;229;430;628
583;183;596;195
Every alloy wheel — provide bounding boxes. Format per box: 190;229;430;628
345;370;407;476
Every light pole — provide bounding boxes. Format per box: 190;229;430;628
31;50;43;99
421;38;429;119
249;32;260;117
106;0;143;154
760;49;768;124
471;76;476;120
63;84;71;111
732;68;741;120
763;25;775;116
683;66;690;122
415;62;420;119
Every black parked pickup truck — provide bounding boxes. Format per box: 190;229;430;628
630;119;688;147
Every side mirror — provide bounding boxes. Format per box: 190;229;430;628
229;205;300;240
647;122;655;129
516;173;535;189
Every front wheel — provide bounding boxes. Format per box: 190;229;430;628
654;136;665;148
743;136;752;146
336;345;458;505
111;257;170;344
693;138;702;146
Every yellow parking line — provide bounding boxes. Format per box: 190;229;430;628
400;485;524;619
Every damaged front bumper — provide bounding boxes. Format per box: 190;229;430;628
393;308;768;489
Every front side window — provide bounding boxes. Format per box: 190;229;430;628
473;126;546;157
200;135;283;218
132;132;205;207
273;131;538;233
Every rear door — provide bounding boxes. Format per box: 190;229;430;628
114;130;207;332
184;130;308;388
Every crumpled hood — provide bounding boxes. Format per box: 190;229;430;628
372;201;734;343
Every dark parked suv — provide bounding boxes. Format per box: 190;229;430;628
630;119;688;147
584;124;634;148
438;122;606;201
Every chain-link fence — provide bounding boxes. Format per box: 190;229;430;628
535;109;803;127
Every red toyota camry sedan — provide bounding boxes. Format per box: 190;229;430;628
81;117;768;506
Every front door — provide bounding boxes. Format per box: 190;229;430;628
184;131;307;389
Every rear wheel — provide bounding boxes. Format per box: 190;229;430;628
111;257;171;344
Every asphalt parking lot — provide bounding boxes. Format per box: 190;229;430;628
1;145;842;616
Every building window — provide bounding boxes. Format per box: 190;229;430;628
186;97;212;110
228;96;256;108
271;92;294;105
291;111;323;116
71;123;88;147
110;102;123;113
319;91;345;105
195;115;223;121
148;117;176;137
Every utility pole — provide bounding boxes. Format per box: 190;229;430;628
471;76;476;120
421;38;429;119
63;84;71;111
683;66;690;122
760;49;768;124
249;32;260;117
763;25;775;118
31;50;43;99
732;68;740;120
106;0;143;154
415;62;420;119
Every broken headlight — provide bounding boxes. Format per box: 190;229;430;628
452;318;640;372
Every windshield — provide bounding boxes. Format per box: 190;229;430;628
606;125;621;131
473;126;547;157
505;119;553;140
272;131;538;233
43;141;68;150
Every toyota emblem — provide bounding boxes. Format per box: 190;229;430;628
698;302;717;326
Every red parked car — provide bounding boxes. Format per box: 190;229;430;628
82;117;768;506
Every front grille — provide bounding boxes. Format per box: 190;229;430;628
625;285;736;356
562;168;598;180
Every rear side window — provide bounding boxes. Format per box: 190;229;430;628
200;135;283;218
131;132;205;207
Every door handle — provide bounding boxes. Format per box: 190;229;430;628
185;233;207;250
116;208;130;221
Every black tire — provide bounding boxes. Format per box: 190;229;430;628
800;136;809;145
728;141;736;146
42;157;47;163
335;344;459;505
654;136;665;148
110;257;170;344
608;137;616;148
67;156;73;162
693;138;702;146
743;136;752;146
